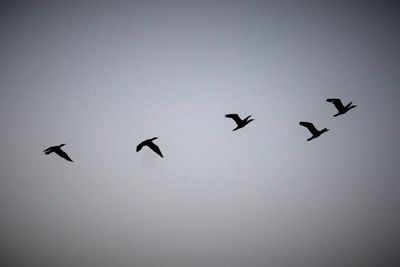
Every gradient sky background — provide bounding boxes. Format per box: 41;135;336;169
0;1;399;266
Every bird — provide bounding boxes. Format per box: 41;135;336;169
225;113;254;131
326;98;357;117
136;137;163;158
299;122;329;141
43;144;73;162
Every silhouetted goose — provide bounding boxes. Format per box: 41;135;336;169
43;144;73;162
225;114;254;131
136;137;163;158
299;122;329;141
326;98;356;117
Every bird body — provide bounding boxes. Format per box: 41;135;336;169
299;122;329;141
137;137;163;158
43;144;73;162
326;98;356;117
225;114;254;131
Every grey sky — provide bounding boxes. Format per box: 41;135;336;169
0;1;399;266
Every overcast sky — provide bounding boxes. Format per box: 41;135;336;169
0;1;399;266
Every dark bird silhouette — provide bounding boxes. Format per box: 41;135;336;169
326;98;356;117
225;114;254;131
136;137;163;158
43;144;73;162
299;122;329;141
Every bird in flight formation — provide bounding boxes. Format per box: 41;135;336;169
136;137;163;158
136;114;255;158
43;144;73;162
44;98;356;161
299;98;356;141
299;122;329;141
326;98;357;117
225;113;254;131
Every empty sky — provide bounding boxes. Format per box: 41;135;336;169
0;1;399;266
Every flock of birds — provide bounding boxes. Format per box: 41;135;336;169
43;98;356;162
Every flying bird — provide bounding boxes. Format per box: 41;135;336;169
43;144;73;162
225;113;254;131
326;98;357;117
136;137;163;158
299;122;329;141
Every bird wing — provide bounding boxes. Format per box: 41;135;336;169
326;98;344;110
299;121;318;135
147;142;163;158
43;146;53;153
225;114;242;125
345;102;355;109
136;140;146;152
55;148;73;162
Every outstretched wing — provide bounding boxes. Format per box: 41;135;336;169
326;98;344;111
55;148;73;162
225;114;242;125
147;142;163;158
136;140;146;152
43;146;53;153
299;121;318;135
345;102;356;109
43;148;54;154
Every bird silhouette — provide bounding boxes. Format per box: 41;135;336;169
43;144;73;162
299;122;329;141
225;114;254;131
136;137;163;158
326;98;356;117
